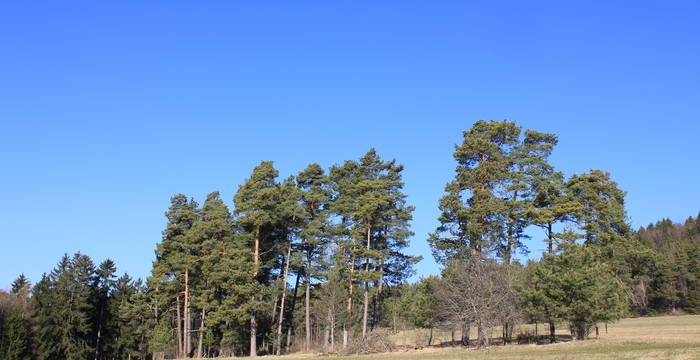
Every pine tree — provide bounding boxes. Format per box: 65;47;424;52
234;161;280;357
149;194;199;358
566;170;630;246
521;244;627;340
350;149;416;337
501;130;559;263
296;164;331;351
190;192;233;358
328;159;361;347
429;120;521;264
531;172;583;254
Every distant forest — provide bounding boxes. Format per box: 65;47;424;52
1;120;698;360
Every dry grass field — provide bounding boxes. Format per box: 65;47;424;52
265;315;700;360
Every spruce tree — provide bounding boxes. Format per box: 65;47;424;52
93;259;116;360
33;253;97;360
3;309;31;360
113;275;150;360
10;275;30;298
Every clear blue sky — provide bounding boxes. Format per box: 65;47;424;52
1;1;699;288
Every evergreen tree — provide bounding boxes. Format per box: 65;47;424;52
531;172;583;254
566;170;630;246
521;244;627;340
113;275;150;360
295;164;330;351
429;120;521;263
351;149;416;337
636;214;700;314
501;130;558;263
149;194;199;358
33;253;97;360
2;309;32;360
190;191;254;358
10;275;30;298
188;192;229;357
328;159;361;346
93;259;116;360
234;161;281;357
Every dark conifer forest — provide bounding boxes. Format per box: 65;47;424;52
1;121;699;359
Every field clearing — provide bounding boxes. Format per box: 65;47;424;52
266;315;700;360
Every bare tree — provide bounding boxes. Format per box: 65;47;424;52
435;259;522;348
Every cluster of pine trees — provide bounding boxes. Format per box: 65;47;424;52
1;149;418;359
1;120;699;359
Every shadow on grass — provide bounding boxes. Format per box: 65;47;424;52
420;334;576;350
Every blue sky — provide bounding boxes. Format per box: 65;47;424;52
1;1;699;288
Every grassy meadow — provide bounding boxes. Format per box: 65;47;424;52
265;315;700;360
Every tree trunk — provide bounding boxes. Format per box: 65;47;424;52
325;306;334;349
287;265;302;352
549;320;556;343
362;225;371;337
505;190;518;264
362;285;369;337
330;311;335;348
428;327;433;346
250;225;261;357
276;241;292;355
547;222;554;254
184;268;190;357
305;257;312;352
464;321;471;346
371;287;378;331
286;326;292;351
344;244;356;347
372;261;384;331
323;318;330;349
196;309;205;358
477;322;487;348
94;298;104;360
176;295;183;358
343;326;348;348
271;288;280;326
575;323;587;340
461;321;469;346
392;295;398;331
250;315;257;357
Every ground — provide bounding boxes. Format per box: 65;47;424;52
268;315;700;360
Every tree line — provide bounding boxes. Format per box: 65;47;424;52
0;120;698;359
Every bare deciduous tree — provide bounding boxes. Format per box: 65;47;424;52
435;259;522;348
